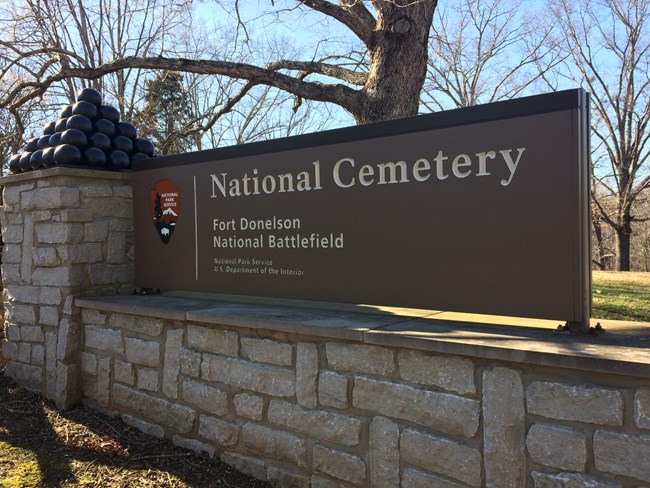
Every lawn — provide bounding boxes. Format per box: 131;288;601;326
592;270;650;322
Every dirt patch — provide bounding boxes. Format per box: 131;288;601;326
0;371;271;487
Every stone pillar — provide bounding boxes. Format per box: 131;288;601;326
0;167;134;408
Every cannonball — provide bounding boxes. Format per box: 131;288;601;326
43;121;56;135
85;147;107;167
55;118;68;133
30;150;44;170
108;150;130;169
19;152;33;172
9;154;21;173
134;138;154;157
60;104;73;118
116;121;137;140
37;136;51;150
54;144;82;165
49;132;62;147
99;105;120;123
89;132;112;152
113;135;134;154
71;100;98;120
41;147;55;167
26;137;39;152
131;152;149;161
60;128;88;148
94;118;116;136
66;114;93;133
76;87;102;106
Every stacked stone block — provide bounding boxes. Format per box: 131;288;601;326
1;169;134;407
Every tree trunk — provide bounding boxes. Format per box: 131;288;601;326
358;1;437;124
616;215;633;271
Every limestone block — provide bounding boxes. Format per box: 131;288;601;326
326;343;395;375
40;306;60;327
163;329;184;399
401;428;482;487
531;471;621;488
266;465;310;488
55;362;80;409
181;378;228;416
84;222;109;242
594;430;650;482
58;243;103;263
7;304;36;325
241;337;293;366
33;266;84;287
122;414;164;438
241;423;307;467
35;222;83;244
97;357;111;407
180;348;201;377
81;352;98;375
60;208;93;222
187;324;238;356
137;368;160;391
56;318;80;361
110;219;134;232
268;400;361;447
483;367;525;488
353;376;479;438
2;264;21;283
369;416;399;488
5;361;42;387
113;186;133;198
80;185;113;197
2;244;22;263
234;393;264;420
18;342;31;363
20;325;45;343
635;389;650;429
88;264;134;286
32;210;52;221
527;382;623;425
198;415;240;448
45;332;57;399
399;350;475;395
202;354;295;397
85;197;131;219
221;452;267;481
313;444;366;486
402;468;466;488
113;384;196;433
22;187;80;209
1;340;18;361
109;314;163;337
296;342;318;408
172;436;215;458
39;287;62;306
319;370;348;409
125;337;161;367
107;232;127;263
85;326;123;354
2;225;23;243
31;345;45;366
527;423;586;471
114;360;135;385
3;183;35;205
6;324;21;341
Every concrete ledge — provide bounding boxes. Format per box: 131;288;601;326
75;294;650;378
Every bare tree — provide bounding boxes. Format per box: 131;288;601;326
422;0;558;110
1;1;438;127
548;0;650;271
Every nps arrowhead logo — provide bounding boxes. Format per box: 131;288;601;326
149;179;180;244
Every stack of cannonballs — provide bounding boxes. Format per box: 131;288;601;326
9;88;155;174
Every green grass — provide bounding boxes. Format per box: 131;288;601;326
592;271;650;322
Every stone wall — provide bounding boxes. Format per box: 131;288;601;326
0;168;134;407
73;295;650;488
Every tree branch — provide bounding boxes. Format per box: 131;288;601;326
266;59;367;85
298;0;375;46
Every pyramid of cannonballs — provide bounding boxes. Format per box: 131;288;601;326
9;88;155;174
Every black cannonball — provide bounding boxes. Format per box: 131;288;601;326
99;105;120;123
19;152;33;172
76;87;102;106
55;118;68;133
89;132;112;152
43;121;56;135
37;136;51;150
131;152;149;161
49;132;62;147
85;147;107;167
66;114;93;133
30;150;44;170
94;118;116;136
9;154;21;173
60;104;73;118
54;144;82;165
116;121;137;140
41;147;55;167
134;138;154;157
71;100;98;120
108;150;130;169
113;135;134;154
60;128;88;148
26;137;39;152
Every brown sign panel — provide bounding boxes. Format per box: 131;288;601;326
133;89;591;326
